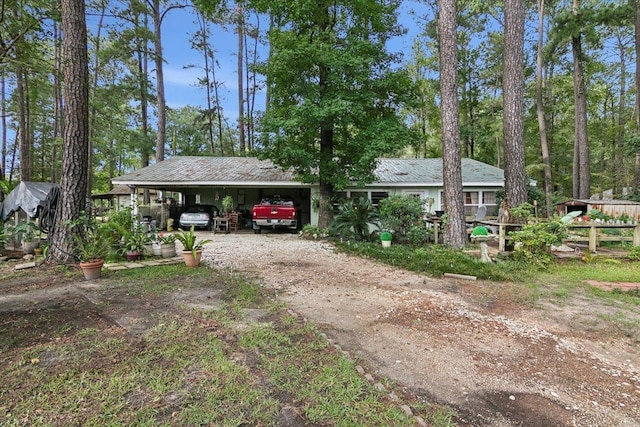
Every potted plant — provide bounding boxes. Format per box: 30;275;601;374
70;217;110;280
222;195;234;216
158;233;177;258
146;227;161;256
174;225;212;267
122;224;151;261
13;221;41;254
380;231;392;248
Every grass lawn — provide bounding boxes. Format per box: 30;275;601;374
0;265;453;427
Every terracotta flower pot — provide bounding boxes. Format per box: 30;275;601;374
182;250;202;267
79;259;104;280
126;250;143;261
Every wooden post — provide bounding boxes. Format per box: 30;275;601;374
499;222;506;252
634;224;640;247
589;224;597;253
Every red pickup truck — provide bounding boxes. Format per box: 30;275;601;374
252;195;299;233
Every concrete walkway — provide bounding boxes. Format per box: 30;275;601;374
102;256;184;271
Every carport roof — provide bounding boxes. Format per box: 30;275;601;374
111;156;504;188
112;156;305;188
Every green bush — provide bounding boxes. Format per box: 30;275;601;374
301;224;332;240
406;225;430;245
509;217;567;266
378;195;426;243
332;197;379;240
627;246;640;261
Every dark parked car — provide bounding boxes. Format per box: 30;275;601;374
178;204;219;230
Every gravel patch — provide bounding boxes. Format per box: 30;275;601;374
194;231;640;427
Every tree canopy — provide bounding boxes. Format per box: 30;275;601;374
247;0;416;226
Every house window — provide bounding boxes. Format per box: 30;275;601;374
465;192;479;205
465;191;499;216
482;192;496;205
341;190;389;209
439;190;498;217
333;191;347;213
371;191;389;208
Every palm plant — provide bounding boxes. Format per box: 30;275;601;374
175;226;212;257
332;197;380;240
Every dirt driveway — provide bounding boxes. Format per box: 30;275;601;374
207;233;640;427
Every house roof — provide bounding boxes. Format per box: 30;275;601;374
372;158;504;187
111;156;504;188
112;156;303;188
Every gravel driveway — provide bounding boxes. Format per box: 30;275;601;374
201;232;640;427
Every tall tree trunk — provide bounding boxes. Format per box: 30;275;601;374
572;0;590;199
438;0;466;247
53;21;63;183
211;56;225;155
50;0;89;264
139;12;151;202
634;0;640;196
613;34;627;198
245;13;259;151
1;75;6;182
197;13;216;155
152;0;166;162
25;74;34;180
87;2;106;206
16;65;30;181
317;8;334;229
536;0;553;217
265;14;273;114
503;0;528;208
317;65;334;228
237;6;245;154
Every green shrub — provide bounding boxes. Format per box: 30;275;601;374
509;217;567;266
406;225;430;245
380;231;392;241
301;224;332;239
332;197;379;240
378;195;426;243
627;246;640;261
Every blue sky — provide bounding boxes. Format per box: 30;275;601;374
157;1;431;122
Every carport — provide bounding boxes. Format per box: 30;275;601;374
111;157;313;230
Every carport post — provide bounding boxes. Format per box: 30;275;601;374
130;187;138;218
158;190;165;230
